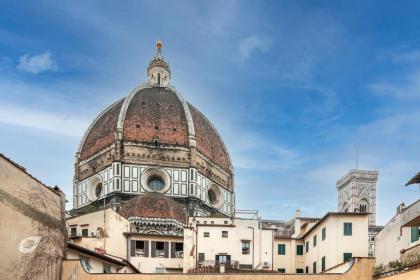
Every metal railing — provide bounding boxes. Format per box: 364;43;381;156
373;261;420;279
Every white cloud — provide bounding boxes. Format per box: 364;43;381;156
17;52;57;74
369;70;420;99
238;35;271;58
0;104;88;137
391;49;420;63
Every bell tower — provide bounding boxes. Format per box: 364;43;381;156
336;169;378;225
337;169;380;257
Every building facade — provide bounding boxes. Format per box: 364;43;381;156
374;200;420;267
0;154;66;280
273;213;369;273
183;215;274;273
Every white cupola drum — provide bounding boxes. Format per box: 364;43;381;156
147;40;171;87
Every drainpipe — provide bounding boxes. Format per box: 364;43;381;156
247;226;255;269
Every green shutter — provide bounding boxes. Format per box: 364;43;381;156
411;227;420;243
343;253;352;262
278;244;286;255
321;256;326;271
296;245;303;255
344;223;352;236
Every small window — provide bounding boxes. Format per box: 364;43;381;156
81;228;88;237
313;235;317;247
154;242;165;258
198;253;205;262
344;223;352;236
224;221;228;225
321;256;326;271
103;263;112;273
305;266;309;273
239;264;253;270
411;227;420;243
203;232;210;238
278;268;286;273
135;240;145;256
174;242;183;258
296;268;304;273
305;241;309;253
296;245;303;255
313;261;317;273
242;241;250;254
80;256;92;272
343;252;352;262
322;227;326;241
70;227;77;237
211;221;214;224
222;231;228;238
277;244;286;255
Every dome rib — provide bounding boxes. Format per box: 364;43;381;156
78;98;125;161
188;103;232;174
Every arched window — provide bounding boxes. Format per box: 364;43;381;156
359;201;368;213
157;73;161;86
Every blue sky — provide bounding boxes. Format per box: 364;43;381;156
0;0;419;224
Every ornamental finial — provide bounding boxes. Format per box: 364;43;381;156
156;40;163;59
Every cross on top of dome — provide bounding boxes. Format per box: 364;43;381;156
147;40;171;87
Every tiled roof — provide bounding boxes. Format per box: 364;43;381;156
119;192;187;223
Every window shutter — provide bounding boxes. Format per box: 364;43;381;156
171;242;176;258
144;241;149;257
164;242;169;258
151;241;156;258
130;240;136;257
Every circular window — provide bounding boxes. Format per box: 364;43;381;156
95;183;103;197
147;176;164;191
86;175;103;202
208;189;218;204
207;184;222;209
141;167;171;193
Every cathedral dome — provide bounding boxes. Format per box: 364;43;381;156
73;42;234;216
119;192;186;223
78;86;232;174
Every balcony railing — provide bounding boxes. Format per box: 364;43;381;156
198;260;239;270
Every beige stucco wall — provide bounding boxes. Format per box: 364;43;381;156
183;217;273;272
129;235;184;273
62;257;376;280
375;201;420;266
66;208;130;258
303;214;368;273
273;238;305;273
0;156;65;279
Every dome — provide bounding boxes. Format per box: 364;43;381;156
119;192;186;223
73;41;234;214
78;85;232;175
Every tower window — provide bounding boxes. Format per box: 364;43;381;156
157;73;161;85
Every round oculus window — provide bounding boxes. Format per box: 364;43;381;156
207;184;222;209
147;176;165;191
208;189;218;204
95;183;103;198
141;167;171;193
